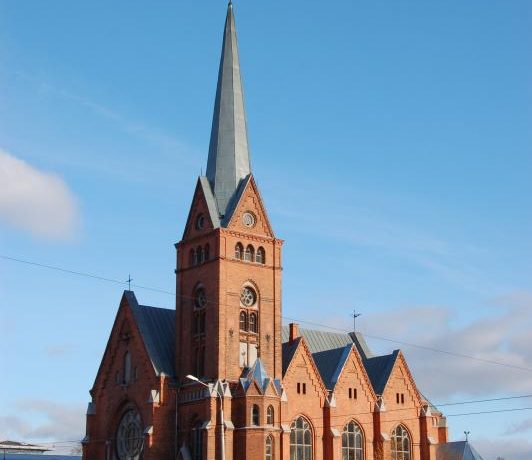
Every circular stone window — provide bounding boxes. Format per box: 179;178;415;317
195;214;205;230
242;212;256;228
240;286;257;307
116;409;143;460
194;287;207;309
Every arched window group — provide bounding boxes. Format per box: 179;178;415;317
234;243;265;265
391;425;411;460
342;421;363;460
193;287;206;337
190;244;211;267
290;416;312;460
239;311;258;333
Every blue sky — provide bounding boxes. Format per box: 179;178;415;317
0;0;531;457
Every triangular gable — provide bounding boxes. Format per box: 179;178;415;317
223;175;274;237
283;337;328;397
182;177;221;240
92;291;171;393
381;351;423;406
364;350;399;395
332;345;378;401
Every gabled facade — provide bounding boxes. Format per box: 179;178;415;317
82;3;484;460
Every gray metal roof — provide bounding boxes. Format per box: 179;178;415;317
126;292;176;378
206;2;251;219
281;326;354;353
436;442;485;460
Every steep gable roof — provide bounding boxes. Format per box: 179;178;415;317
282;337;301;376
125;291;176;378
364;350;399;395
312;345;352;390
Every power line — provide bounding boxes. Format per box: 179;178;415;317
3;254;532;373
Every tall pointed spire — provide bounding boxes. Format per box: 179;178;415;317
206;2;251;218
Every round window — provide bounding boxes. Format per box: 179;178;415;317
196;214;205;230
242;212;256;228
116;409;143;460
240;286;257;307
194;288;207;309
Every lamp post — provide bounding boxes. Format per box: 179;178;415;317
186;375;226;460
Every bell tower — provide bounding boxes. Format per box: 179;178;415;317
175;3;283;384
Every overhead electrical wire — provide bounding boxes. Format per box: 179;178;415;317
2;254;532;374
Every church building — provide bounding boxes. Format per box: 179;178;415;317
82;4;478;460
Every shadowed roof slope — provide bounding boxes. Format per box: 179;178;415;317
126;291;176;378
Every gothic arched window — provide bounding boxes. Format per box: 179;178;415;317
391;425;411;460
249;312;258;334
190;249;196;267
290;416;313;460
252;404;260;426
245;245;254;262
256;247;265;264
123;351;132;385
266;435;274;460
197;246;204;264
267;405;275;425
204;244;210;261
342;421;364;460
235;243;243;260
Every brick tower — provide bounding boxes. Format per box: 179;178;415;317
175;3;283;458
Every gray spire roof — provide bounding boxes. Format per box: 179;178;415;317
206;2;251;217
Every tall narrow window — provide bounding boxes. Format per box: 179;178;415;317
195;345;205;377
265;435;274;460
190;249;197;267
192;421;203;460
240;311;248;331
342;421;364;460
197;246;204;264
249;312;258;333
267;405;274;425
290;417;312;460
252;404;260;426
123;351;132;384
256;247;266;264
245;245;254;262
235;243;243;260
204;244;210;261
391;425;411;460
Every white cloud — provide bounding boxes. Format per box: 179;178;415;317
0;400;85;452
475;437;532;460
0;148;80;239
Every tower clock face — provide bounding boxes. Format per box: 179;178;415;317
116;409;143;460
242;212;256;227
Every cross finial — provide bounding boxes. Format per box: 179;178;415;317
127;275;133;291
352;308;362;332
464;431;470;442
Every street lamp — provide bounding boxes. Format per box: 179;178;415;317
186;375;226;460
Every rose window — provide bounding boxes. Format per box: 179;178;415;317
116;409;143;460
240;287;257;307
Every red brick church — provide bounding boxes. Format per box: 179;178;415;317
83;4;482;460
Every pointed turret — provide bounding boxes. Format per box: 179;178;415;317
206;2;251;218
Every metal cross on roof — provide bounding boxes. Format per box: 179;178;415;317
352;309;362;332
127;275;133;291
